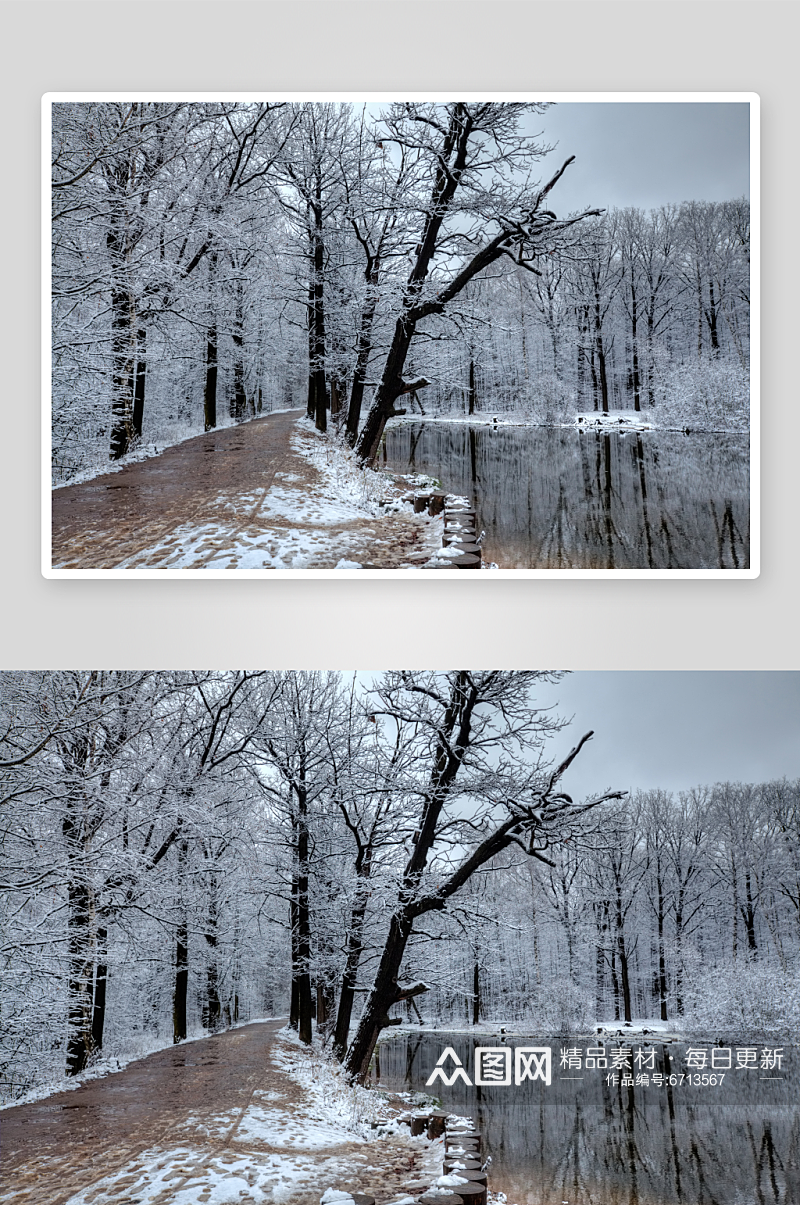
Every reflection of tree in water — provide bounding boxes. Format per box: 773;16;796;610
407;426;423;471
384;424;749;569
469;425;478;487
372;1035;795;1205
710;499;745;570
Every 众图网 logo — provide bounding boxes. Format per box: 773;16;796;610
426;1046;552;1087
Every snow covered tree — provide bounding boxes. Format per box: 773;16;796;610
343;670;624;1080
354;102;601;460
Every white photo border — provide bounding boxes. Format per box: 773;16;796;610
41;91;760;580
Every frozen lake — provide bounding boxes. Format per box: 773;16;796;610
372;1030;796;1204
383;423;750;570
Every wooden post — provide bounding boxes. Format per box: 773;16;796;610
452;1181;487;1205
445;1138;481;1155
445;1130;481;1144
443;526;477;541
442;1157;482;1175
426;555;481;569
427;1109;449;1139
445;1171;488;1187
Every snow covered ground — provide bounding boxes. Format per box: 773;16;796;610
51;416;458;573
119;428;450;572
2;1023;449;1205
383;1017;683;1040
575;410;655;431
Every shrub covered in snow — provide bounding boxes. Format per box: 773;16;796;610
528;978;594;1034
275;1027;382;1135
651;356;749;432
679;960;800;1040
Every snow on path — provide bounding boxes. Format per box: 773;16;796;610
0;1021;442;1205
50;412;442;572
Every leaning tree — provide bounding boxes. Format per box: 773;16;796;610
354;102;601;461
342;671;624;1081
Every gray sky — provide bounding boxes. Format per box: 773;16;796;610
527;101;751;215
533;672;800;800
358;672;797;801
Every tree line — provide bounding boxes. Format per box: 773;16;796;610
51;101;748;485
415;198;749;432
420;779;799;1035
3;671;794;1103
0;670;619;1096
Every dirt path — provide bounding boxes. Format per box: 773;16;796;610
0;1021;439;1205
51;412;437;570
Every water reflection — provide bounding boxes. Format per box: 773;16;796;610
384;424;750;570
372;1033;797;1204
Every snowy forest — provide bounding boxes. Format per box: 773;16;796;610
50;100;750;486
2;671;796;1105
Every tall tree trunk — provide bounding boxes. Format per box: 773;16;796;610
345;260;380;446
656;873;668;1021
646;303;656;406
203;873;221;1031
674;886;685;1015
204;253;219;432
706;278;720;354
106;208;137;460
293;785;313;1045
173;915;188;1042
355;106;477;461
595;327;610;412
231;279;247;422
289;976;300;1031
518;275;530;384
173;838;189;1043
332;865;372;1062
352;104;583;459
308;189;328;433
133;328;146;437
743;871;758;953
344;674;482;1080
618;939;632;1023
468;358;477;415
306;281;317;421
613;880;632;1022
354;317;415;461
204;326;218;432
330;377;341;419
472;958;481;1024
91;924;108;1053
65;874;95;1075
108;282;136;459
343;910;415;1080
629;271;641;411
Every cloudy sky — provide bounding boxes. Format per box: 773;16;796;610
532;671;800;800
370;98;751;217
528;100;751;215
358;671;796;802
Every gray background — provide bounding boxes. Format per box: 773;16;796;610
534;101;750;213
532;671;800;797
2;0;797;670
